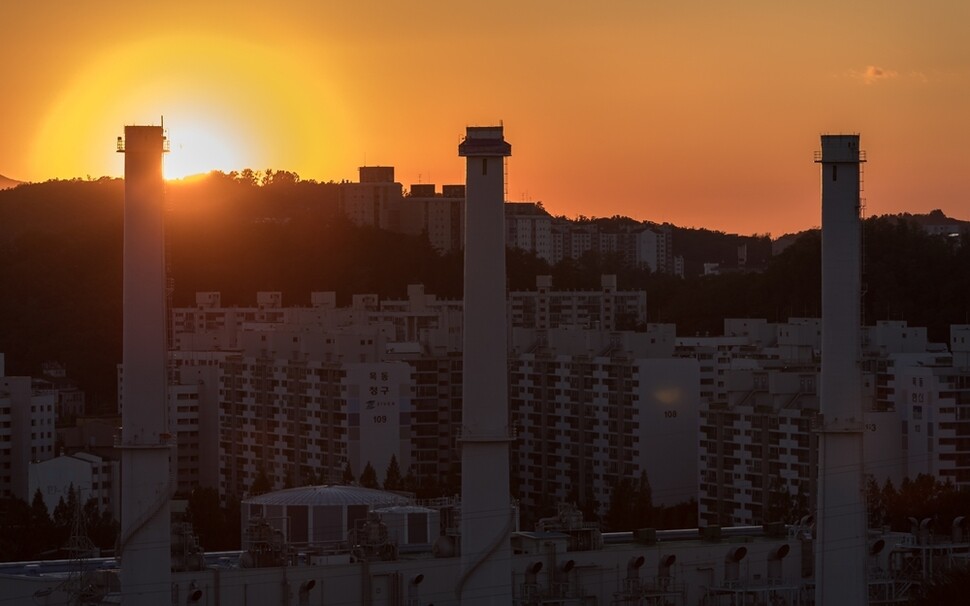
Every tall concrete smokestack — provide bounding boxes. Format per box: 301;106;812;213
117;125;172;604
456;126;513;604
815;134;867;606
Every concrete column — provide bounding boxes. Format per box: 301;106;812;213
815;134;867;606
119;125;172;605
457;126;513;605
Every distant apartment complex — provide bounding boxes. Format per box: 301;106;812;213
160;278;675;514
0;354;119;514
334;166;681;273
684;318;970;526
510;274;646;331
124;279;970;527
0;352;111;515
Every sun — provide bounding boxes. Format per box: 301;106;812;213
30;33;353;181
162;118;247;180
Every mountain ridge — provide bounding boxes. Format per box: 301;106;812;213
0;174;23;190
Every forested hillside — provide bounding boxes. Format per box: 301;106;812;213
1;175;968;412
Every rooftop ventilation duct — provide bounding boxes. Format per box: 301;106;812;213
725;546;748;584
953;517;966;543
768;543;790;581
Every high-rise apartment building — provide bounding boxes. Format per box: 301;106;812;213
0;354;57;500
510;325;698;520
689;317;962;527
165;293;970;533
400;183;465;253
509;274;647;331
166;277;654;507
506;202;554;263
338;166;403;231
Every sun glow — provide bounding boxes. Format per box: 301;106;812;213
163;119;246;180
30;33;352;182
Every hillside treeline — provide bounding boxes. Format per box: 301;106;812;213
0;174;968;411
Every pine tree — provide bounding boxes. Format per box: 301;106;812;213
341;462;355;485
29;489;54;556
52;484;79;547
403;466;419;495
83;498;118;552
633;471;654;528
250;467;273;496
605;478;634;532
303;467;321;486
383;455;403;491
359;462;379;489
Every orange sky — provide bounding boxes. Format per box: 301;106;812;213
3;1;969;236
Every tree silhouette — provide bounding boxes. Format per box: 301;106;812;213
29;489;55;555
766;473;807;524
341;462;355;485
383;455;403;491
0;497;31;560
604;472;655;532
52;484;79;542
186;487;239;551
402;466;419;495
83;498;117;551
359;462;379;489
2;178;968;412
250;467;273;497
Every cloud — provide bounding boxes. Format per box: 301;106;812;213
908;70;929;83
855;65;899;84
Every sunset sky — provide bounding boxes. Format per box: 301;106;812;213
3;1;969;236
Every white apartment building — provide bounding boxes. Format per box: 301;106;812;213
510;274;647;332
510;326;698;521
399;184;465;254
39;361;86;420
546;220;676;273
634;228;663;273
217;350;415;500
690;318;967;526
166;283;970;530
0;354;57;500
506;202;554;263
167;279;654;502
119;338;226;495
28;451;119;514
170;314;455;502
338;166;403;231
865;325;970;488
